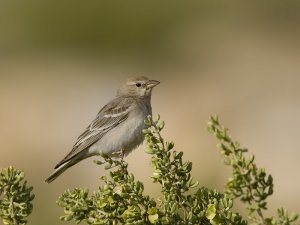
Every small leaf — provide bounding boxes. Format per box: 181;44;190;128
290;212;299;222
148;214;158;224
206;204;216;220
147;207;157;215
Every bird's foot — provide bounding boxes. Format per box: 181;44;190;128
119;148;125;160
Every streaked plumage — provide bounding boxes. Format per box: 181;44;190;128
45;76;159;183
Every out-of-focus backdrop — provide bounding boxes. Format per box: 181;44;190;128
1;1;300;224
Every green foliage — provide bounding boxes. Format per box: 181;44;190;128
0;166;34;225
207;115;299;225
56;115;300;225
58;155;157;224
57;115;246;225
143;115;246;225
1;116;299;225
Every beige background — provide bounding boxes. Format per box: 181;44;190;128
0;1;300;224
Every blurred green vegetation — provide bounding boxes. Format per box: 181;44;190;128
0;1;299;57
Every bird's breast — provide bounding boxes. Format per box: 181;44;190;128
89;107;150;156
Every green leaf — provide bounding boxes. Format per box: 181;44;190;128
290;212;299;222
206;204;216;220
148;214;159;224
147;207;157;215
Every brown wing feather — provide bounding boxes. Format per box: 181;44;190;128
54;96;134;169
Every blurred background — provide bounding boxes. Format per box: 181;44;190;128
1;1;300;224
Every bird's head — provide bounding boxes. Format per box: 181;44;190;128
117;76;160;98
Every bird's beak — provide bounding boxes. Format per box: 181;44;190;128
146;80;160;89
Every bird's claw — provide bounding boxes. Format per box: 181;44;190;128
119;148;125;160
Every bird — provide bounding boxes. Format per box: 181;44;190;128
45;76;160;183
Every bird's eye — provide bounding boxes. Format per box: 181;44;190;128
136;82;142;87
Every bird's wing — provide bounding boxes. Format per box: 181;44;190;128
54;96;134;169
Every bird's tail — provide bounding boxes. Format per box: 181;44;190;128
46;151;93;183
45;159;80;183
